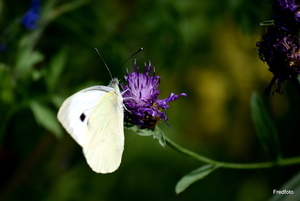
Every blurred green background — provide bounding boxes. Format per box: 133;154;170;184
1;0;300;200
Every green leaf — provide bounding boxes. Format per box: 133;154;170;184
46;48;68;92
32;68;46;81
269;170;300;201
0;64;14;104
175;164;218;194
250;92;281;160
15;49;44;79
125;125;166;147
29;101;63;139
51;95;65;108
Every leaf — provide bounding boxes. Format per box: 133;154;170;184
51;95;65;108
125;125;166;147
0;63;14;104
32;68;46;81
15;50;44;79
46;48;68;92
29;101;63;138
15;34;45;78
250;92;281;160
269;170;300;201
175;164;218;194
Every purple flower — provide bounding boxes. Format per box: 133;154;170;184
272;0;300;31
256;25;300;97
21;0;41;30
121;60;187;129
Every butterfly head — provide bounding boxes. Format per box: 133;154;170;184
108;78;122;98
109;78;119;87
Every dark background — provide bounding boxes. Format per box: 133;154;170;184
1;0;300;200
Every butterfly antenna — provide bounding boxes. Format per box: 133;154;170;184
121;47;143;66
95;48;113;79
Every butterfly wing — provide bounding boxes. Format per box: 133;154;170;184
83;81;124;173
57;85;114;146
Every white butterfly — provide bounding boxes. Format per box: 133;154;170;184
57;78;124;174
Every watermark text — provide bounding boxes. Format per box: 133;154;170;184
273;189;294;195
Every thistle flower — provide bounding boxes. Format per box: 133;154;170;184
256;25;300;97
121;60;187;129
256;0;300;97
21;0;41;30
272;0;300;32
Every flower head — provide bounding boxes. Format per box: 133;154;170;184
121;60;187;129
21;0;41;30
272;0;300;31
256;25;300;97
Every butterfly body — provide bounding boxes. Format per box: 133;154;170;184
57;78;124;173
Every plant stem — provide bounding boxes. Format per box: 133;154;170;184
165;136;300;169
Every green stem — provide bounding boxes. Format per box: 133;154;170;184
165;136;300;169
44;0;89;21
